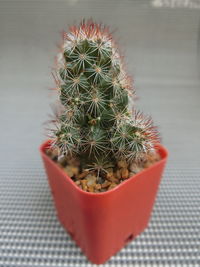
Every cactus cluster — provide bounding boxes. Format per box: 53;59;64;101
49;20;159;170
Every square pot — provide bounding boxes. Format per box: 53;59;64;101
40;140;168;264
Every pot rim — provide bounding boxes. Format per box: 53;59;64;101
40;140;168;197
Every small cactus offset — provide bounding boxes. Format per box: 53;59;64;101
49;20;160;171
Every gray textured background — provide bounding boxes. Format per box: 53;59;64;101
0;0;200;266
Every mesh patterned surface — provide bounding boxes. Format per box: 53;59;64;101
1;164;200;266
0;0;200;266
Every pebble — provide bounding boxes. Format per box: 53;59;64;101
85;174;97;186
147;152;160;163
46;148;52;157
129;163;137;172
129;163;142;174
81;179;88;191
117;160;128;169
51;147;60;160
95;184;101;190
71;166;79;176
143;162;152;168
106;168;113;175
106;169;118;182
77;170;89;179
115;169;121;179
101;181;111;189
108;183;117;190
121;168;129;179
106;171;113;179
107;175;119;183
69;158;81;167
64;166;74;177
88;186;94;192
57;155;67;167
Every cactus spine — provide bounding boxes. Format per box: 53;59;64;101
50;20;159;169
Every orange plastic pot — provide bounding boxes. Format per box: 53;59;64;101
40;140;168;264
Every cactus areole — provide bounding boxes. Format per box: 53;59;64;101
49;20;160;172
40;20;168;264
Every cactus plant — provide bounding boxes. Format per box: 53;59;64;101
48;19;160;176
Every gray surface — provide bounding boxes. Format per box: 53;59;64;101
0;0;200;266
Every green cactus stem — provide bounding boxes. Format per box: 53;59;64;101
49;19;160;170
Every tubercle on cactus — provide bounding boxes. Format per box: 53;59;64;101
48;19;160;170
